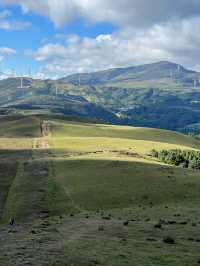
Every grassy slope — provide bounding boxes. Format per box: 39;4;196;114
0;116;40;149
50;119;200;153
0;115;200;220
0;116;41;138
53;159;200;211
0;162;17;219
0;115;200;266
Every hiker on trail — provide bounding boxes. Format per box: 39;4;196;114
40;121;43;135
9;217;15;226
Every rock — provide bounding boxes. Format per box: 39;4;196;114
89;259;100;265
154;223;162;229
102;216;111;220
123;220;129;226
163;236;175;244
167;220;177;225
146;238;157;242
30;230;37;234
179;221;187;225
98;225;104;231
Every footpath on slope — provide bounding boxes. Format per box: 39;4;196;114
1;120;52;225
40;120;51;149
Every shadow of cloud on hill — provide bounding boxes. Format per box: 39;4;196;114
51;158;200;213
0;152;200;224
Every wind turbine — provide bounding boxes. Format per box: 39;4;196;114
175;64;181;85
20;77;23;89
18;74;30;98
194;79;197;88
169;69;173;80
177;64;181;74
55;83;58;96
78;74;81;87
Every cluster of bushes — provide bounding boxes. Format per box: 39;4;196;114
151;149;200;170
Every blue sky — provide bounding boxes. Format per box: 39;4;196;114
1;1;200;78
0;4;117;77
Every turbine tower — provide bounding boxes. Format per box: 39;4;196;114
170;69;173;80
194;79;197;88
55;83;58;95
177;64;181;74
20;77;23;89
78;74;81;87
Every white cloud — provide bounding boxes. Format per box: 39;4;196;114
0;9;30;31
0;47;16;58
33;44;68;61
30;17;200;77
0;47;16;79
2;0;200;27
2;0;200;78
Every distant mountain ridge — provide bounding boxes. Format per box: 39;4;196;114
1;61;200;133
59;61;199;87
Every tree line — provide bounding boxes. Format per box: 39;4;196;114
151;149;200;170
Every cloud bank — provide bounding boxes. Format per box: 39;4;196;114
1;0;200;77
2;0;200;27
31;17;200;76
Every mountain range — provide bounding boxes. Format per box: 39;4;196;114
1;61;200;133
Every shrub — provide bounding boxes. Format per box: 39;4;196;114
151;149;200;170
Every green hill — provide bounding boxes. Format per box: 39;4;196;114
1;61;200;133
0;114;200;265
0;114;199;221
60;61;198;86
1;63;200;265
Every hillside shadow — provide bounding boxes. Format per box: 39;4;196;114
51;158;200;212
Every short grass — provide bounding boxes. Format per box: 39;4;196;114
0;116;41;138
50;120;200;149
2;160;48;223
50;137;197;155
51;158;200;213
0;114;200;265
0;162;17;219
0;138;34;150
0;115;40;150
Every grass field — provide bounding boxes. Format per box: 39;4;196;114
0;114;200;266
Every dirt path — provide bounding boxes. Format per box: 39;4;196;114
39;121;51;149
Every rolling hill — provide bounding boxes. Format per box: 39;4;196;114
0;114;200;265
1;61;200;133
60;61;198;86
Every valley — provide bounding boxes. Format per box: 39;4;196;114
1;1;200;265
1;61;200;133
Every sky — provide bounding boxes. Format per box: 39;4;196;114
0;0;200;79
